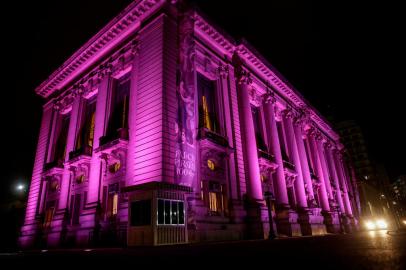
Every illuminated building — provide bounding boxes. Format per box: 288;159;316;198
20;0;359;248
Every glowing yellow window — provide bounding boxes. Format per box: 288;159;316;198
209;192;218;212
112;194;118;216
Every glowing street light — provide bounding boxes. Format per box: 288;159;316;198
15;183;27;194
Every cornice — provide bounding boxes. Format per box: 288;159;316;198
193;12;339;142
193;12;235;57
35;0;165;98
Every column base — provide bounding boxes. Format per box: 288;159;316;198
274;206;301;237
322;211;346;233
245;200;270;240
298;208;327;236
342;215;354;233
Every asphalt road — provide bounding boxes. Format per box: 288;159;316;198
1;231;405;269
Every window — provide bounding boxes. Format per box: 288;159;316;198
75;97;96;154
130;200;151;226
106;74;131;139
70;193;82;225
251;106;267;152
201;181;228;215
277;121;289;161
287;186;296;209
157;199;185;225
106;183;119;219
44;200;56;228
197;73;220;134
304;138;315;175
51;114;70;165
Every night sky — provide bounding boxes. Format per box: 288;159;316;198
1;0;404;203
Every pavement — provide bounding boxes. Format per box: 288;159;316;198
1;231;405;269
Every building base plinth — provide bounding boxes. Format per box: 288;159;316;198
298;208;327;236
245;201;270;240
275;207;302;237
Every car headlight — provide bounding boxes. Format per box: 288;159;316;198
365;220;376;230
375;219;388;229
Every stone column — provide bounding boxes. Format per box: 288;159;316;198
232;55;268;239
263;95;289;208
218;65;238;201
58;93;82;211
235;72;263;202
87;67;112;207
315;136;334;205
335;152;353;216
326;146;345;213
293;117;315;206
307;130;330;212
282;109;307;209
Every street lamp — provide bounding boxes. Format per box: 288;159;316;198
264;191;276;240
16;184;25;191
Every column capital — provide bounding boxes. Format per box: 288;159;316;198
130;38;140;56
281;106;296;119
263;92;276;105
98;62;113;80
325;141;336;150
217;64;229;79
236;70;252;85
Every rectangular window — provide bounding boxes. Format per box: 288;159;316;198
251;106;267;152
277;121;289;161
197;73;220;134
106;74;131;139
71;194;81;225
287;186;296;209
304;138;315;175
75;97;96;155
51;114;70;165
206;181;227;215
130;200;151;226
44;200;56;228
106;183;119;219
157;199;185;225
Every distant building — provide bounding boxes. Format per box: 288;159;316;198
337;121;395;221
392;176;406;201
336;120;373;182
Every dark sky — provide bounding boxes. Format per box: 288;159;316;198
1;0;404;202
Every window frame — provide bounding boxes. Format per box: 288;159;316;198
156;199;185;226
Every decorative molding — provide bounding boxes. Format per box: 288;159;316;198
35;0;165;98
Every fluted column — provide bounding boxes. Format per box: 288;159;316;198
87;68;113;206
282;109;307;209
235;72;263;202
315;135;334;205
58;94;82;211
333;151;353;216
326;146;345;213
293;117;315;204
307;130;330;211
263;95;289;207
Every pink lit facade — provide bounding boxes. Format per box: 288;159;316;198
20;0;360;248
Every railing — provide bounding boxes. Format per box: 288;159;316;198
283;159;295;171
99;128;129;146
198;128;228;147
44;159;64;171
69;145;92;160
258;149;275;162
